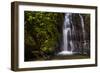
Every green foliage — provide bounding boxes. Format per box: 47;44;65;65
24;11;64;61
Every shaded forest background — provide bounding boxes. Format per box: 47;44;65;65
24;11;90;61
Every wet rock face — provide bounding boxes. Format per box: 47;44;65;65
71;14;90;54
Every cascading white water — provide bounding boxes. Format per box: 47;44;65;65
79;14;87;54
79;14;86;47
58;13;74;55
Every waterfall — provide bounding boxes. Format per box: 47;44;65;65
79;14;86;54
79;14;86;42
58;13;75;55
57;13;86;56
